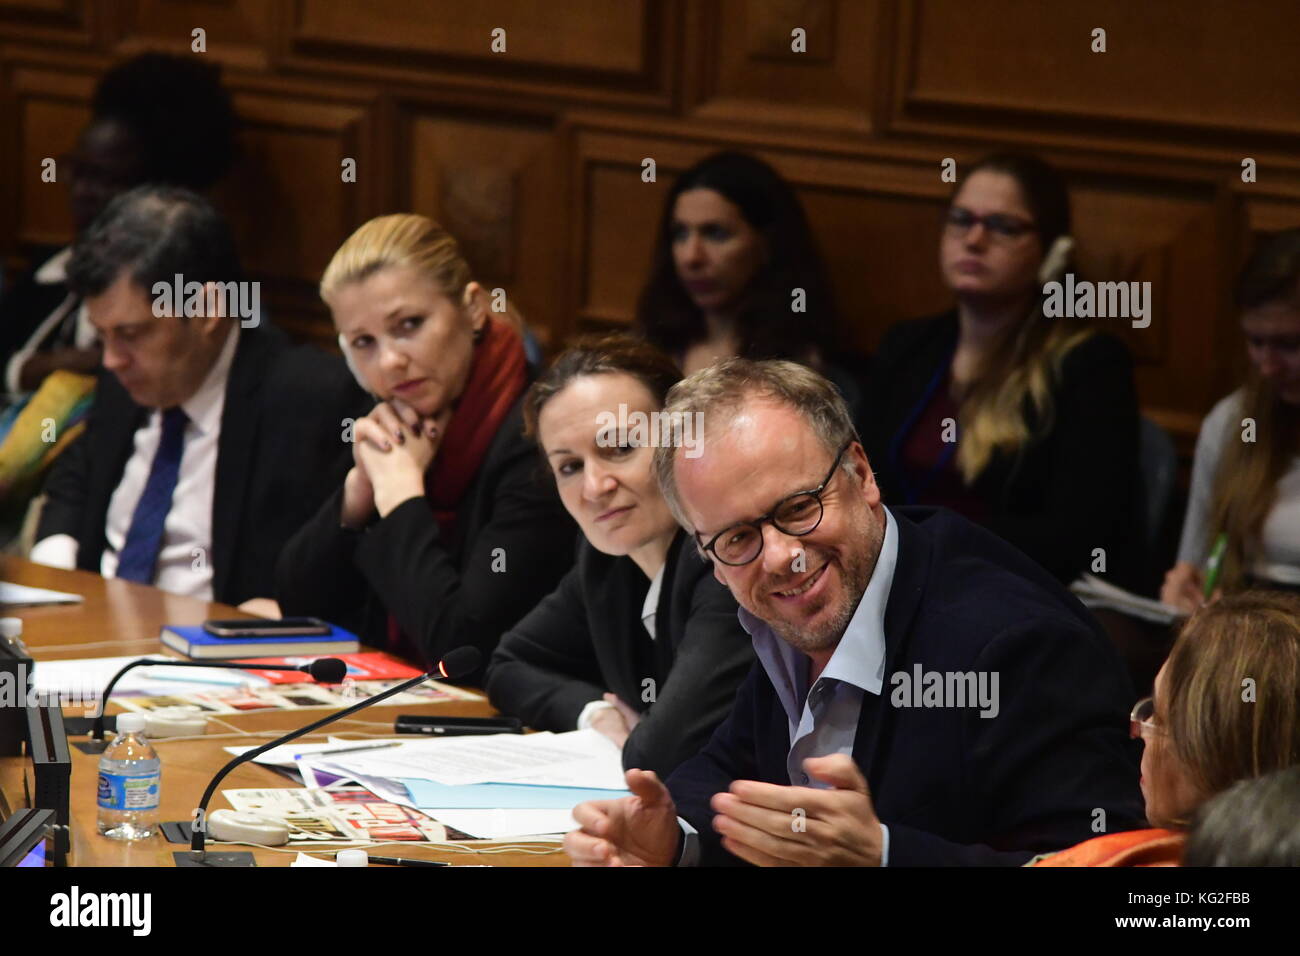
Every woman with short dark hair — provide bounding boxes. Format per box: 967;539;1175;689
486;335;754;777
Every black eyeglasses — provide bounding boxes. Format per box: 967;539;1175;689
696;441;852;567
944;206;1036;240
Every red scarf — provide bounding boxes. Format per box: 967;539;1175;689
387;316;529;660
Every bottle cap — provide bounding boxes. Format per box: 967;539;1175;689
0;618;21;639
116;713;147;735
335;849;369;867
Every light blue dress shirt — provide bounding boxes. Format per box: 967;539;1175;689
678;507;899;866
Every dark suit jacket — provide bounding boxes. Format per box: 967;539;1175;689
275;393;577;680
486;530;755;777
860;311;1140;584
666;506;1144;866
36;324;368;606
0;245;70;369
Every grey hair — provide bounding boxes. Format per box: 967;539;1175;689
652;358;858;531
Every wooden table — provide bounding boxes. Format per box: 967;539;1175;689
0;557;568;867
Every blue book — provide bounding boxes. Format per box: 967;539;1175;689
159;624;360;660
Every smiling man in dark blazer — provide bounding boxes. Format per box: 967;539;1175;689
31;185;366;605
565;358;1143;867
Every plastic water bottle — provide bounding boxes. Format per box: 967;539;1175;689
96;712;161;840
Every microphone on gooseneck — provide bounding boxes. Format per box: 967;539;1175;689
75;657;349;750
181;646;481;866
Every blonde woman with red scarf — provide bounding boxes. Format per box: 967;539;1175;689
275;215;575;678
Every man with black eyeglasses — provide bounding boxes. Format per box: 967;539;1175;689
565;358;1142;866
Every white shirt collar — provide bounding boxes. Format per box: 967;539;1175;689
178;322;239;434
740;506;899;718
641;562;666;640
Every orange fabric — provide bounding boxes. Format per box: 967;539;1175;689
1031;828;1184;867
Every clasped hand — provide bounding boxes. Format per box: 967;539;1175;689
341;398;448;526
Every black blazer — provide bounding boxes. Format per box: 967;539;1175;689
666;506;1143;866
486;530;755;777
36;324;368;606
860;311;1140;584
275;393;577;679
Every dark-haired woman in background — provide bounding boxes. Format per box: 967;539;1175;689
487;336;753;777
634;151;858;401
861;152;1140;584
1162;228;1300;612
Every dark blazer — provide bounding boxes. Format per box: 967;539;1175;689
0;246;77;374
666;506;1144;866
486;530;755;777
36;323;367;606
860;311;1140;584
275;393;577;679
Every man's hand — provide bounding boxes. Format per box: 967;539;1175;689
565;769;680;867
710;754;884;866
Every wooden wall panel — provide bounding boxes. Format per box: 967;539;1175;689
894;0;1300;161
402;110;565;348
279;0;678;110
1;0;1299;448
0;0;94;47
688;0;882;133
210;86;379;346
8;62;95;246
109;0;273;69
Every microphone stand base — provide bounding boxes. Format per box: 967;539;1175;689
71;739;110;755
172;850;256;867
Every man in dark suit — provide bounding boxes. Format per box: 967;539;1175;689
566;358;1143;866
32;185;367;606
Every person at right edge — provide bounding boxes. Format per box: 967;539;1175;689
860;153;1140;586
566;359;1142;866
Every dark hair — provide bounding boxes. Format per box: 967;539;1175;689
67;185;242;298
960;152;1072;253
1183;765;1300;866
1234;227;1300;310
92;52;238;191
523;334;683;446
634;151;836;362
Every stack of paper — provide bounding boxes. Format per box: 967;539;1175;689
1070;573;1187;625
295;729;630;840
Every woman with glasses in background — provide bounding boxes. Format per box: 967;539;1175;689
859;152;1140;585
1033;590;1300;866
486;336;753;778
